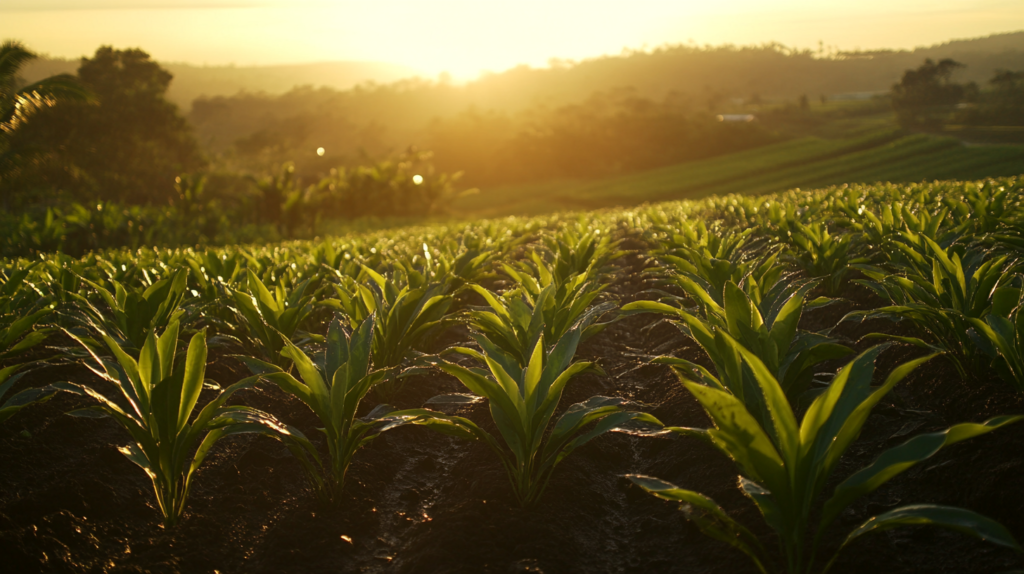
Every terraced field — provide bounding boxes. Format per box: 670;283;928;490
455;129;1024;216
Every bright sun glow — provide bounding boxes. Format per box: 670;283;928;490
3;1;1023;80
412;175;424;185
316;147;325;157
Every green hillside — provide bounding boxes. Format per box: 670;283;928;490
454;128;1024;217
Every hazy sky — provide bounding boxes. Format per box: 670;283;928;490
3;0;1023;79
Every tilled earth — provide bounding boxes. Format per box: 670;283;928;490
2;250;1023;573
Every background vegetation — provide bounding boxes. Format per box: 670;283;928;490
1;32;1023;258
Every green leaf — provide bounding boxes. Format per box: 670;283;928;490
721;333;800;471
349;314;374;381
0;365;27;399
177;330;208;434
436;360;528;459
549;409;651;468
138;330;160;393
99;332;148;417
157;320;179;382
620;300;690;320
768;280;817;356
522;336;545;407
424;393;484;405
246;269;280;314
739;477;787;544
234;354;284;376
325;315;347;380
682;380;788;495
626;474;769;574
0;385;58;423
828;504;1021;572
543;396;628;463
823;415;1023;527
281;339;329;404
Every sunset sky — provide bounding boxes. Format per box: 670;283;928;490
3;0;1023;79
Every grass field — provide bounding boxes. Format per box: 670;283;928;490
454;126;1024;217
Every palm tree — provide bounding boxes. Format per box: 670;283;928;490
0;40;93;192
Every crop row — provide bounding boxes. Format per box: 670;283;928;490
2;176;1023;573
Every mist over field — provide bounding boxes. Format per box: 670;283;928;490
2;2;1024;248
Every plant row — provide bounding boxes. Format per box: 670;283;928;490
2;176;1024;573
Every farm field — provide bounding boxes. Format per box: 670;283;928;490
454;128;1024;217
1;177;1024;574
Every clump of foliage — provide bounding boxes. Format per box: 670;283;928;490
64;322;307;527
0;40;92;203
239;315;447;504
8;46;204;206
891;58;976;129
429;325;659;507
629;343;1021;574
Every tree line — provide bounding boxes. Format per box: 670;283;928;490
0;43;472;255
891;57;1024;134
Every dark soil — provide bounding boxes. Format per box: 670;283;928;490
2;250;1023;574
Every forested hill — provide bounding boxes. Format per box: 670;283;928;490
16;58;418;109
178;32;1024;173
17;31;1024;114
15;31;1024;189
458;31;1024;111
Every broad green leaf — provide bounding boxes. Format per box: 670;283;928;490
139;330;160;392
522;336;545;407
823;415;1023;527
828;504;1021;572
626;475;769;574
156;320;179;382
177;331;208;434
247;269;280;314
683;381;788;496
721;333;800;470
281;338;329;403
325;316;347;381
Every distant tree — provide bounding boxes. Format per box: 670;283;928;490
250;162;295;234
0;40;92;207
988;69;1024;123
12;47;204;205
891;58;976;128
952;68;1024;128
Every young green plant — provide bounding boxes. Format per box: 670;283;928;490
226;269;319;367
238;314;450;504
72;267;188;351
847;235;1020;377
0;261;58;421
63;321;314;526
466;282;617;368
628;340;1021;574
321;266;455;402
430;325;660;506
622;277;851;443
969;287;1024;392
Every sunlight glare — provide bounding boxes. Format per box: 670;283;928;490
3;1;1022;80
